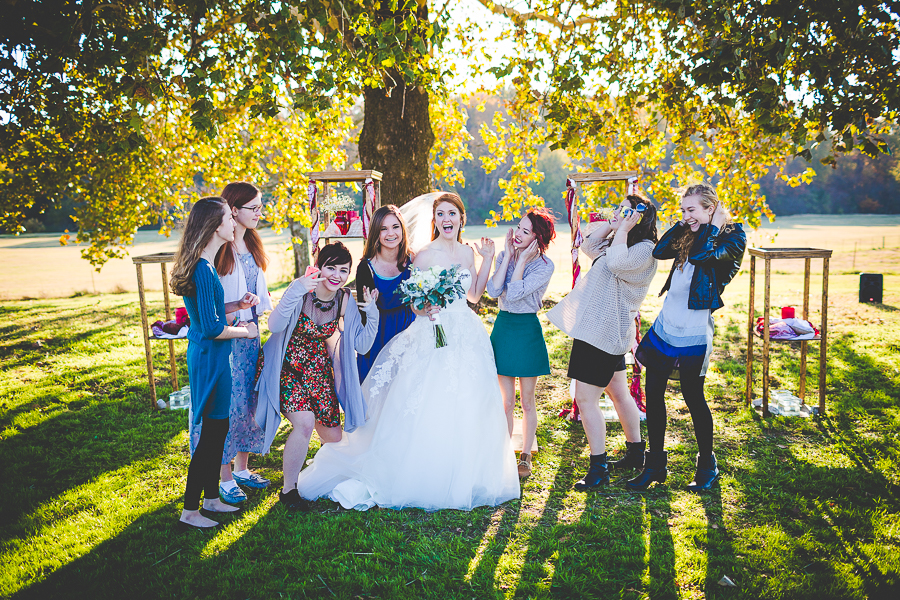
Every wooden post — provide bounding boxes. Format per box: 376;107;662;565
819;257;829;414
161;262;178;391
762;257;771;417
799;257;811;402
374;180;382;210
135;263;157;405
745;255;756;405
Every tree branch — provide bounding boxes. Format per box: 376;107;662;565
474;0;598;31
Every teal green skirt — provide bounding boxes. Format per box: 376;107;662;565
490;310;551;377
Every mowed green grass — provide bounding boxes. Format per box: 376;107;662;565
1;267;899;598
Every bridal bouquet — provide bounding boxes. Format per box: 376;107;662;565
399;265;467;348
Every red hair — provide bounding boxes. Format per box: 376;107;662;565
215;182;269;275
430;192;467;243
525;208;557;254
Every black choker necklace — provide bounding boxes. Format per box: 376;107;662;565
311;291;336;310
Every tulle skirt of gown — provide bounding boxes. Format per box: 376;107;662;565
297;298;521;511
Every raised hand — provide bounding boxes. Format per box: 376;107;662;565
294;274;325;294
619;208;642;233
474;237;495;259
519;239;540;263
710;202;727;228
504;228;515;256
237;292;260;310
358;286;380;309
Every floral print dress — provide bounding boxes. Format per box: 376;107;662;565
279;291;343;428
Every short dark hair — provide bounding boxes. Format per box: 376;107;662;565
316;241;352;269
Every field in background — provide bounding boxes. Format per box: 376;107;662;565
1;243;898;598
2;215;899;301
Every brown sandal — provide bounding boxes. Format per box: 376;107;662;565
517;453;533;478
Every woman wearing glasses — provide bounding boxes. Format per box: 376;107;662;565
189;182;273;504
547;194;659;490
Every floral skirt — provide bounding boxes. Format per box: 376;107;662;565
280;362;341;428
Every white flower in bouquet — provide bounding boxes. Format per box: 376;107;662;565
399;265;467;348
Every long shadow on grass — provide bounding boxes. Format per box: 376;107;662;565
0;392;184;532
700;486;739;599
506;421;674;599
733;388;900;600
7;499;274;600
503;422;583;597
731;448;899;598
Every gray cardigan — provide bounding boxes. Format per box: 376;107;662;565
547;236;657;355
485;251;555;314
254;281;379;453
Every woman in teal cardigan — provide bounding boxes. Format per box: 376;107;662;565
171;197;259;530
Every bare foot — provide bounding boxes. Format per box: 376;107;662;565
203;498;240;513
179;509;218;528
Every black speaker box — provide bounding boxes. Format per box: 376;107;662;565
859;273;883;303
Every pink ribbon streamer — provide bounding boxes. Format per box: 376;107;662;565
627;176;639;196
308;180;319;260
565;178;584;289
565;178;585;421
362;178;375;239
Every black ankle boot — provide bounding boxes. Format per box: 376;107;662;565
610;441;646;470
686;453;719;492
625;451;668;490
573;453;609;490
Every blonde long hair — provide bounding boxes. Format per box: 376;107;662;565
430;192;466;243
171;197;227;297
361;205;411;270
672;183;733;269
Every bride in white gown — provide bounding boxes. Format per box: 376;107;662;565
296;192;520;511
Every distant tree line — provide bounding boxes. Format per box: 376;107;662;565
13;98;899;234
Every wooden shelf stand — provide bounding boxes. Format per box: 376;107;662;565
308;170;383;242
133;252;180;405
744;247;833;416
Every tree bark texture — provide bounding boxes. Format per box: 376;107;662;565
288;218;311;278
358;80;435;208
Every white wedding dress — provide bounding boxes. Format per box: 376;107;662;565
296;269;521;511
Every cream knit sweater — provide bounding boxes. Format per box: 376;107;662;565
547;235;657;356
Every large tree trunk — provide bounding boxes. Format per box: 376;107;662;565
358;80;435;207
288;218;311;278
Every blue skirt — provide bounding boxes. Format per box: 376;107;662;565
490;311;551;377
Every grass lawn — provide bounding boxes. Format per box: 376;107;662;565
1;262;899;598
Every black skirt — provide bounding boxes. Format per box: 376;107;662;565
566;339;626;388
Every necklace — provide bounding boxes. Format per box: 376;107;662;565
311;291;336;311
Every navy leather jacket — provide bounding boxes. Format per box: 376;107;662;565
654;222;747;312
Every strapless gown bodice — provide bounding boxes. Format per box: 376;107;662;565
297;267;520;511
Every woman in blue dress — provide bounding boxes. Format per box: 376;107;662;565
170;197;259;529
355;205;416;382
188;182;273;505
